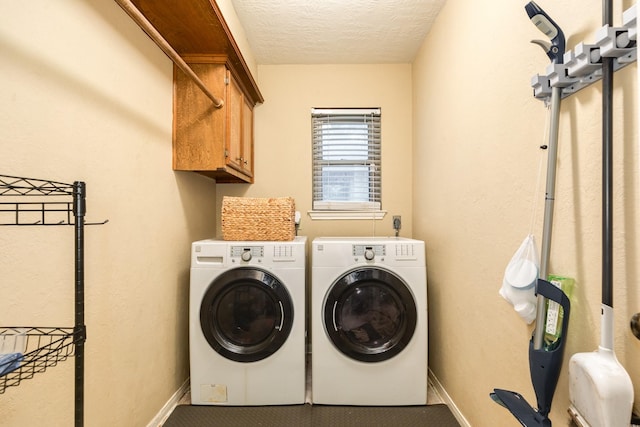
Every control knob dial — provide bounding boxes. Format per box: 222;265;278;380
364;249;375;261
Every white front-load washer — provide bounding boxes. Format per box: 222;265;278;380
311;237;427;405
190;237;307;405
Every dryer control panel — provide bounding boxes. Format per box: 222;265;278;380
353;244;385;261
313;237;424;267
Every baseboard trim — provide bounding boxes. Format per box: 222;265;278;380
428;369;471;427
147;378;190;427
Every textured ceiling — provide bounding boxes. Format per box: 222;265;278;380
230;0;446;64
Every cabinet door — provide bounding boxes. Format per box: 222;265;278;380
226;72;244;174
173;63;227;171
241;97;254;178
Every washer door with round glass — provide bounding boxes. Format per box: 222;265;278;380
323;267;417;363
200;267;294;363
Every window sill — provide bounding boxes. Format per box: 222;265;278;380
307;210;387;220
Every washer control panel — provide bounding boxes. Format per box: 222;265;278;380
230;246;264;262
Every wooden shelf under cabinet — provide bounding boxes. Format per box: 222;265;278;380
130;0;263;107
125;0;263;184
173;56;255;183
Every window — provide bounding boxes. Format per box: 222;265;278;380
311;108;381;212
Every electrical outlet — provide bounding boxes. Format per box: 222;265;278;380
393;215;401;231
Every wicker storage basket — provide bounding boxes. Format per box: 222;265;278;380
221;196;296;241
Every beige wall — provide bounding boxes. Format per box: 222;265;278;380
413;0;640;425
0;1;217;425
216;0;258;78
215;64;414;241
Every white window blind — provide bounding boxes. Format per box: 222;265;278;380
312;108;381;211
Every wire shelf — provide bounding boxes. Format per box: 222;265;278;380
0;175;75;226
0;173;103;426
0;175;74;197
0;327;82;394
0;174;106;226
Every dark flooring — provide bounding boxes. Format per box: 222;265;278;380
162;403;461;427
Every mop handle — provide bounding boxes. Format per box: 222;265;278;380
525;1;566;350
533;85;562;350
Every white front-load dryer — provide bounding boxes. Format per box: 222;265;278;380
190;237;307;405
311;237;427;405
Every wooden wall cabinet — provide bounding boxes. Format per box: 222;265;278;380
173;56;255;183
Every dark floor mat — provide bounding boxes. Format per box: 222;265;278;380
162;403;461;427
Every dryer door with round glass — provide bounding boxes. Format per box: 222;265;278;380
200;267;294;363
323;267;417;363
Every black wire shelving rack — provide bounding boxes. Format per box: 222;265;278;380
0;174;106;427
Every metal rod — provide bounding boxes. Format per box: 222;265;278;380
533;85;562;350
602;60;613;309
114;0;224;109
73;182;86;427
601;0;614;352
